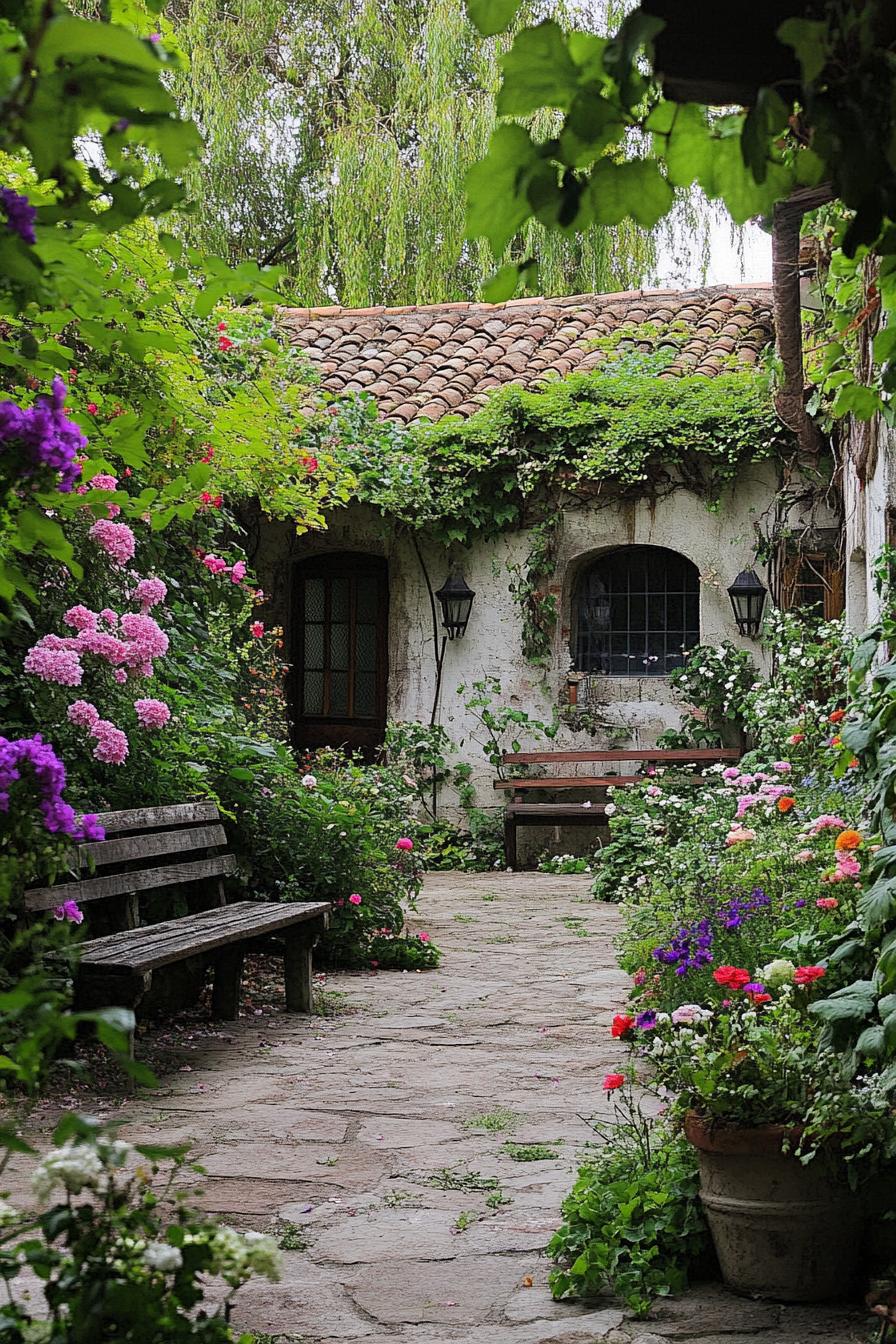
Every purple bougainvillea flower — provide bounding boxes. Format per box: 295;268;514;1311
1;187;37;244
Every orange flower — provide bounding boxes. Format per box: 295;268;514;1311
777;796;796;813
835;828;862;851
829;708;846;724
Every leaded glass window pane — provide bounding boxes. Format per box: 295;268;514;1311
574;547;700;677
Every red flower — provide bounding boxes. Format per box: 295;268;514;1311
302;455;319;473
217;335;233;352
816;897;839;911
777;796;796;813
602;1073;625;1091
86;402;98;415
250;621;264;638
794;965;826;986
713;966;751;990
611;1013;635;1039
829;708;846;724
216;321;228;331
69;368;78;383
200;445;214;463
750;992;772;1004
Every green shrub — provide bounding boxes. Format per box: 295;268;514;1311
548;1101;707;1317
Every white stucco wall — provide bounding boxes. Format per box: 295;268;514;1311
254;458;830;824
843;414;895;632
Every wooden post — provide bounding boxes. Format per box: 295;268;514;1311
211;947;243;1020
283;933;314;1013
504;811;518;871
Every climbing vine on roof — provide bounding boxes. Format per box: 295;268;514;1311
301;354;801;548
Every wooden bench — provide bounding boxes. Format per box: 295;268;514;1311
24;802;330;1054
495;749;741;869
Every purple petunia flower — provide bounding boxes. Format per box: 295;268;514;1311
743;982;765;995
635;1011;657;1030
0;378;86;491
1;187;37;244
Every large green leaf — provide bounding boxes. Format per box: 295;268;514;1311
582;159;673;230
465;124;542;254
497;22;581;116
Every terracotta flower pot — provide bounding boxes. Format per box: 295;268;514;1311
684;1112;864;1302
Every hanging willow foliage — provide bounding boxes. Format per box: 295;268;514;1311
163;0;713;306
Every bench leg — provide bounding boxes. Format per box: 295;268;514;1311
504;812;518;871
211;947;243;1020
284;932;314;1013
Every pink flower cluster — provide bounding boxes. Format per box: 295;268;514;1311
133;577;167;609
734;779;794;819
77;472;120;517
134;698;171;728
64;701;129;764
88;518;135;565
25;604;169;687
824;849;861;884
199;552;248;584
808;813;848;834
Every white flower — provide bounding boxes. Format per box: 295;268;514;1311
671;1003;712;1025
143;1242;183;1273
0;1198;18;1226
32;1141;105;1202
604;803;616;816
301;774;317;789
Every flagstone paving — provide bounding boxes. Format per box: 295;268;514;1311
13;873;872;1341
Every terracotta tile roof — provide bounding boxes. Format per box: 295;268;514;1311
279;284;774;424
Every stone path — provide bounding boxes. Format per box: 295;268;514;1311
17;873;871;1341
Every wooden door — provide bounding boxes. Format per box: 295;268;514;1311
291;553;389;757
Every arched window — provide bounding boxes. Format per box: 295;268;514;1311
573;546;700;676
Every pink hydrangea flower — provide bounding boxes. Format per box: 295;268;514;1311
90;719;129;765
24;643;83;686
74;629;128;665
53;899;84;925
395;837;413;851
202;554;228;575
134;698;171;728
89;518;136;565
113;668;128;684
62;605;97;633
67;700;100;729
772;761;792;773
88;472;117;491
133;577;167;609
99;608;118;625
348;893;362;905
722;766;740;780
230;560;246;583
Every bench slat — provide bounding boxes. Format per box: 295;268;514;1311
93;802;221;834
75;901;331;973
25;855;237;912
500;749;740;764
75;824;227;872
506;802;608;816
494;776;642;791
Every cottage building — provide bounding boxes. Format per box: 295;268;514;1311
254;285;841;829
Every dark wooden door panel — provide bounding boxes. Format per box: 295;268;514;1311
291;553;388;759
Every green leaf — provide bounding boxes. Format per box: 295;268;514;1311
809;979;876;1024
482;263;523;303
465;124;542;254
777;17;829;83
497;23;580;116
859;877;896;932
659;104;715;189
582;159;673;230
466;0;522;37
37;15;162;72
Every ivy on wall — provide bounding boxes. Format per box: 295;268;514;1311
302;351;802;551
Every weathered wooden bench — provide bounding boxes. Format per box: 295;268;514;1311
495;748;741;869
24;802;330;1054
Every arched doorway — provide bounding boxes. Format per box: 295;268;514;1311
291;553;389;756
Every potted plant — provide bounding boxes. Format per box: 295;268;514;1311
641;987;896;1301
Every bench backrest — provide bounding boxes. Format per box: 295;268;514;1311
500;749;740;767
24;801;236;913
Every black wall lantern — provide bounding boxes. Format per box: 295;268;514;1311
435;571;475;641
727;569;767;637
